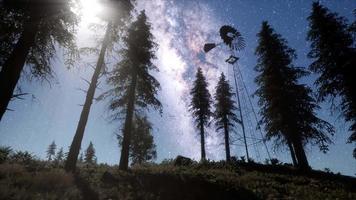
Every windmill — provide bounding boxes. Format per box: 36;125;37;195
204;25;270;162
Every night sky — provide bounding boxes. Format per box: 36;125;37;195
0;0;355;176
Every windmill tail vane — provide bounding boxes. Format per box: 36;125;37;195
203;43;217;53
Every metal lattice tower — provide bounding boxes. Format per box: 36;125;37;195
204;25;271;162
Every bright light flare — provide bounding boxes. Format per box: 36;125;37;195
78;0;103;25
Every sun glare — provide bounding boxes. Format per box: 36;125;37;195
79;0;103;25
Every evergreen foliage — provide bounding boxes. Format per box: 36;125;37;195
0;146;12;164
307;2;356;158
118;115;157;165
213;73;239;161
0;0;78;120
130;115;157;165
54;147;64;163
350;9;356;43
106;11;161;170
84;142;96;164
46;141;57;161
255;21;334;169
190;67;212;161
78;152;84;163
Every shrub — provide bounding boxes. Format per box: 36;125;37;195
10;151;36;165
270;158;280;166
161;158;175;166
0;167;81;200
0;163;26;178
32;169;75;191
324;168;332;173
0;146;12;164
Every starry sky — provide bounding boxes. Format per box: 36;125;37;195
0;0;355;176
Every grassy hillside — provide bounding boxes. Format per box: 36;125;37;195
0;153;355;200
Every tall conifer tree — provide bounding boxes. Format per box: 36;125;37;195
213;73;239;162
46;141;57;161
107;11;161;170
307;2;356;158
190;67;212;161
255;21;334;169
84;142;96;164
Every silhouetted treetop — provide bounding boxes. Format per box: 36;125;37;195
190;67;212;127
213;73;239;161
190;67;212;160
307;2;356;158
105;11;161;170
107;10;161;118
0;0;78;77
46;141;57;161
255;21;335;169
84;142;96;164
213;73;239;132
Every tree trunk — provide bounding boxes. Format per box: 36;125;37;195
224;121;231;162
0;17;40;121
65;23;112;173
200;122;206;161
287;140;298;166
293;138;310;170
119;71;138;170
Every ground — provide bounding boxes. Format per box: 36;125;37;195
0;154;355;200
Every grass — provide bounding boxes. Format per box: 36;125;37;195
0;154;355;200
0;163;81;200
75;159;356;200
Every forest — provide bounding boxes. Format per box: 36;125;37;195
0;0;356;199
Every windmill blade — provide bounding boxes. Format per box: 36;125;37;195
219;25;245;51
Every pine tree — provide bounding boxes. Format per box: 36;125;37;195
255;21;334;169
84;142;96;164
307;2;356;158
213;73;239;162
106;11;161;170
46;141;57;161
190;67;212;161
118;115;157;165
131;115;157;165
65;0;133;172
0;0;78;120
78;152;84;163
350;9;356;44
54;147;64;163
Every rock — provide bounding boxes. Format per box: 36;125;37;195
174;155;193;166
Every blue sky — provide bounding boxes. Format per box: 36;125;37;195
0;0;355;176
